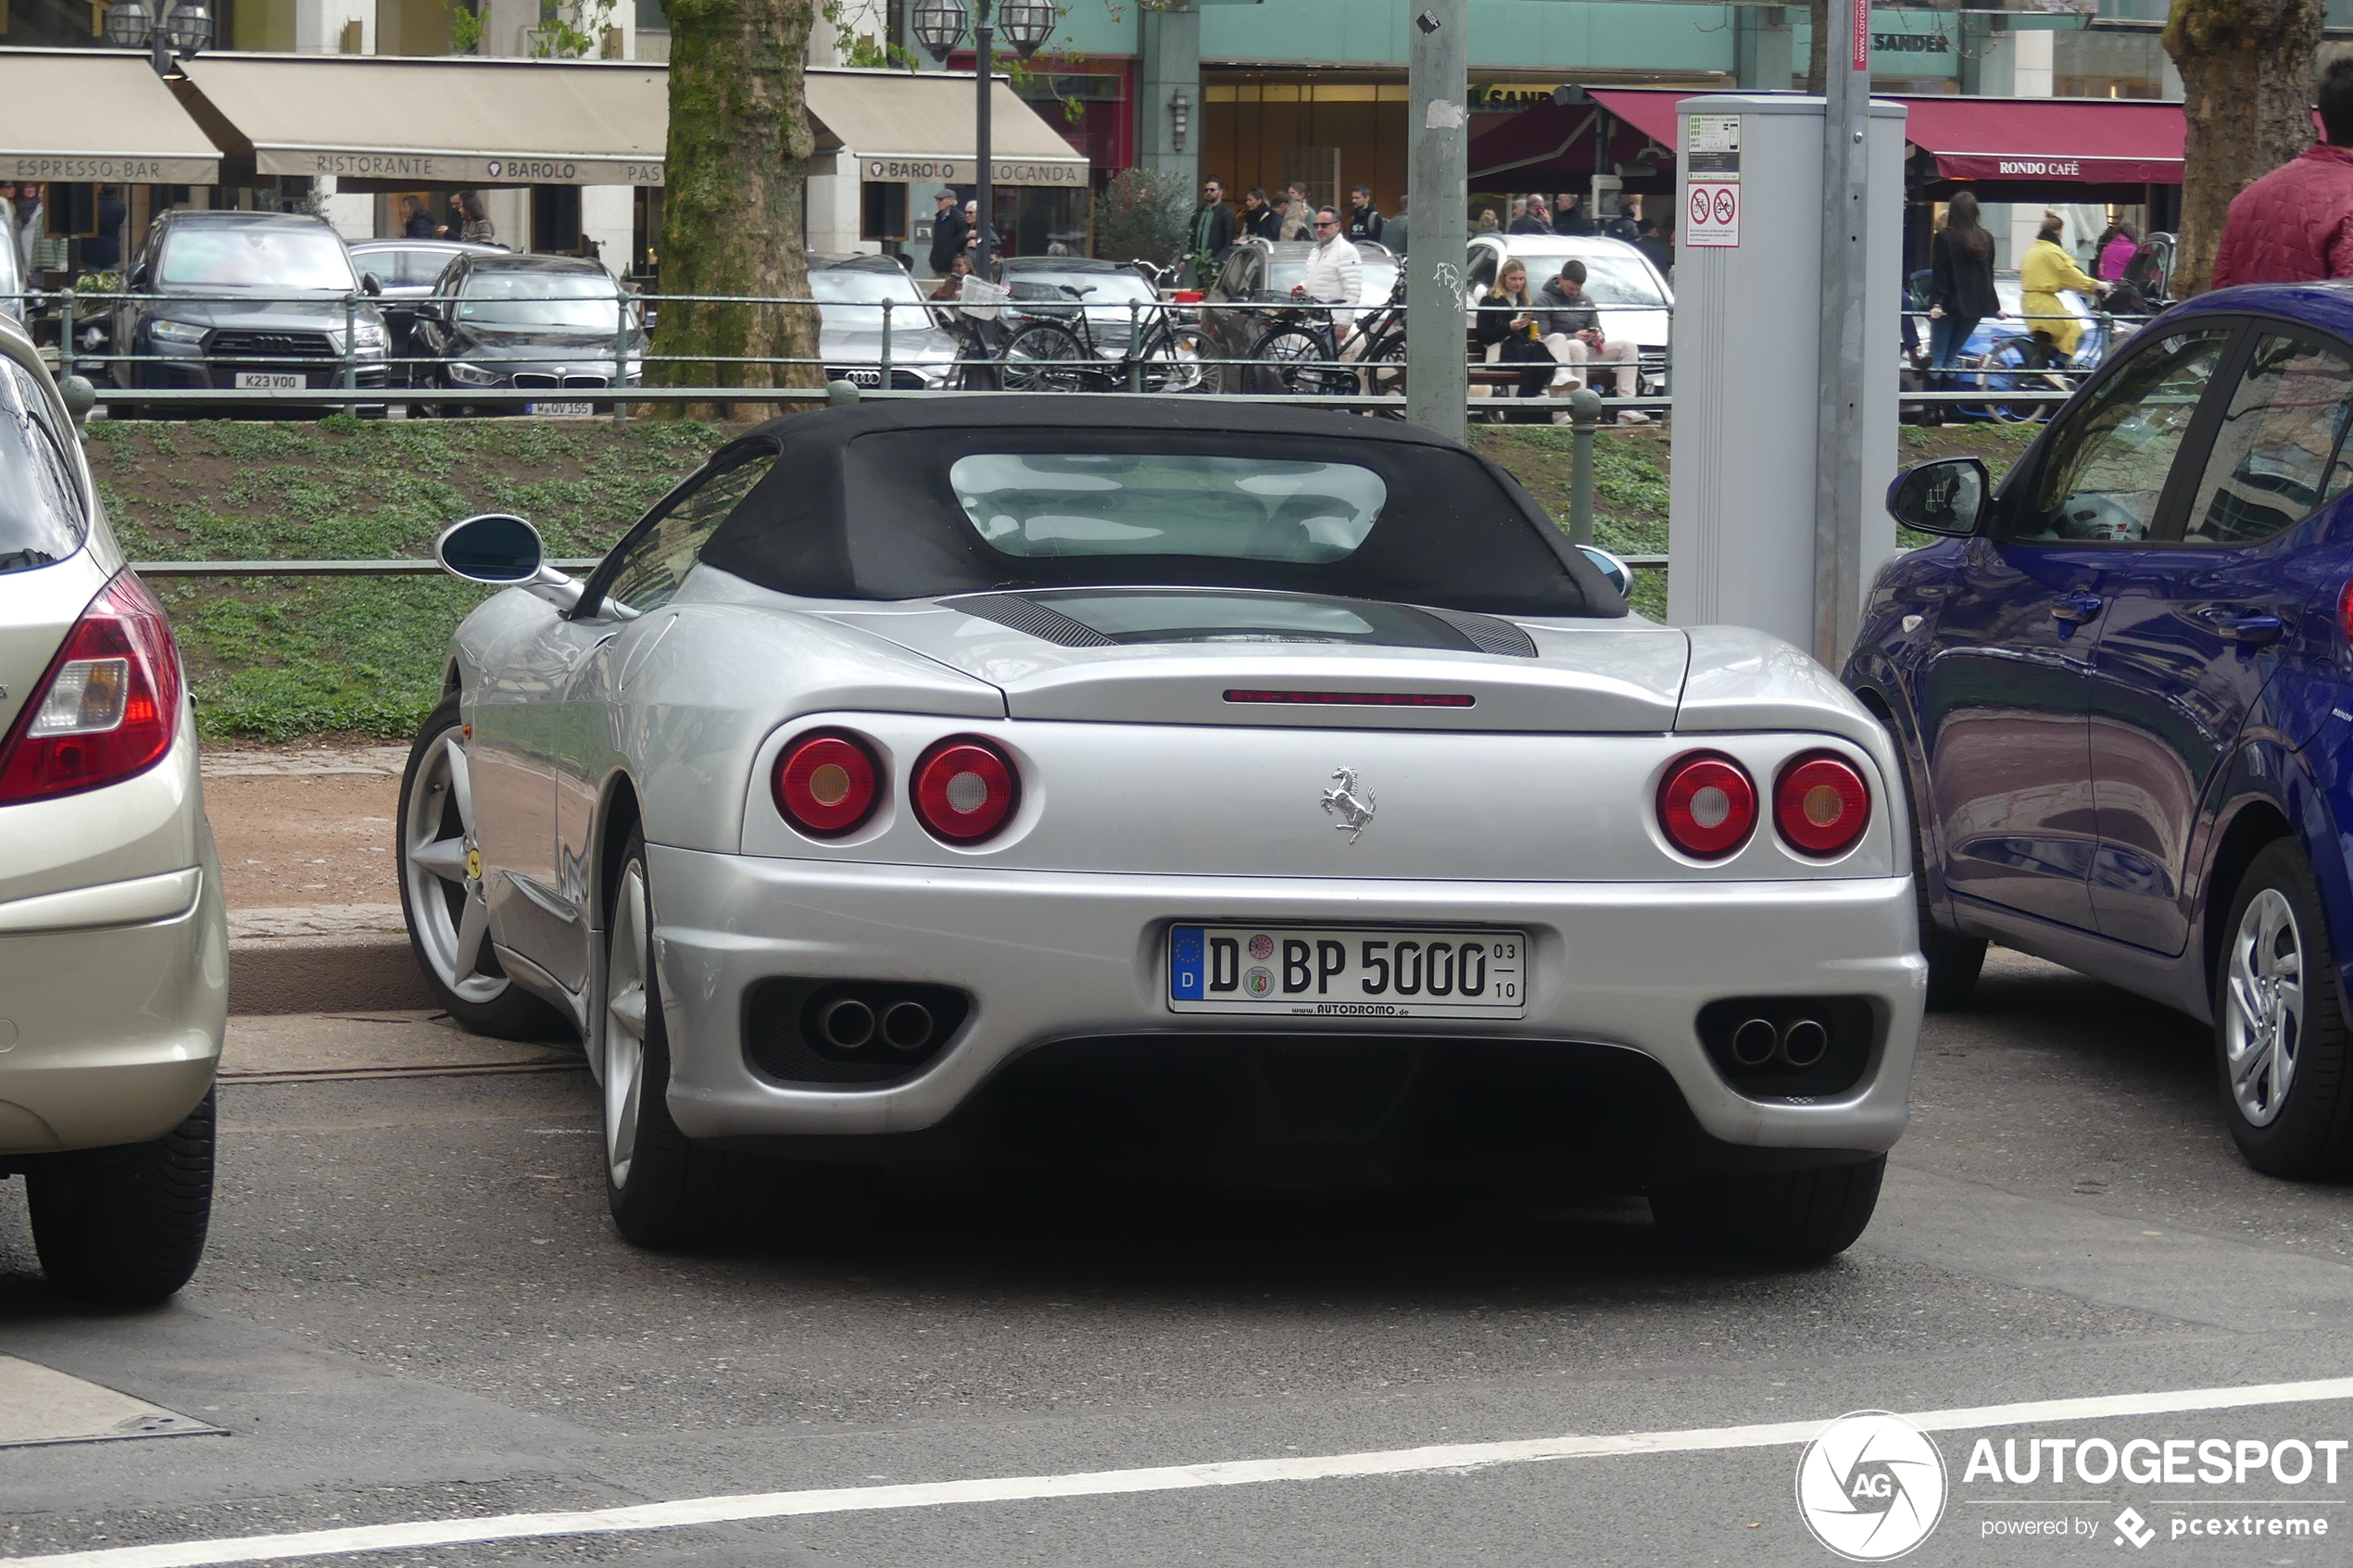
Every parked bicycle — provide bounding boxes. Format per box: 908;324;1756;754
1248;272;1409;411
997;261;1209;394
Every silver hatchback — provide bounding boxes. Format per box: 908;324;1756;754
0;317;225;1303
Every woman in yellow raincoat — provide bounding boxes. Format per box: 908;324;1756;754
2020;212;2107;359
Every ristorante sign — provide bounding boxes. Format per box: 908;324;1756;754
861;156;1088;188
257;149;666;186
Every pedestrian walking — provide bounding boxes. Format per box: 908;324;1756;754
1239;187;1283;241
1278;182;1314;242
1532;257;1648;421
1477;207;1501;233
2212;59;2353;288
927;189;966;275
963;201;1000;263
1476;258;1558;408
2095;220;2139;282
1635;217;1673;279
1925;191;2001;408
1291;206;1364;336
399;194;436;239
82;185;126;273
1552;192;1594;236
1189;179;1236;272
456;193;497;246
11;182;45;279
1383;193;1408;257
1510;197;1553;235
1346;184;1383;244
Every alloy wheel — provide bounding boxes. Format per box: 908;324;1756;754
2225;886;2306;1128
401;727;509;1005
603;860;651;1189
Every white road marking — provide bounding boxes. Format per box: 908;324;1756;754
23;1374;2353;1568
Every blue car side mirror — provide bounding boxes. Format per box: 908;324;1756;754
1887;457;1989;538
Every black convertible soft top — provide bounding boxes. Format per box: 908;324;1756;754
694;396;1624;619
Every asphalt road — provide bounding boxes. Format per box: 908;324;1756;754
6;950;2353;1566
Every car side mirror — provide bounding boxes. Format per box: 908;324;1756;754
412;300;442;322
435;513;582;612
359;274;384;297
127;265;149;291
1578;544;1632;597
1886;457;1988;538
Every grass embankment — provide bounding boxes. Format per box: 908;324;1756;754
86;415;2044;744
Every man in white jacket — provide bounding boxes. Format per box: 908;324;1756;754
1291;207;1363;338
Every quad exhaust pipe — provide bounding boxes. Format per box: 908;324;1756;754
1729;1014;1830;1069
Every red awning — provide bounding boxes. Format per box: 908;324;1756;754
1587;88;1685;151
1900;95;2182;184
1467;88;2185;188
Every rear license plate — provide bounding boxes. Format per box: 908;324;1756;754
233;372;304;391
529;401;596;418
1168;924;1527;1020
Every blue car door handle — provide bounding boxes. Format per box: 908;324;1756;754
2194;606;2284;645
2051;591;2104;624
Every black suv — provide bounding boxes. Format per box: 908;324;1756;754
108;210;388;418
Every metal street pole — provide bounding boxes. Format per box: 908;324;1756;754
1812;0;1870;667
1405;0;1467;441
974;2;995;273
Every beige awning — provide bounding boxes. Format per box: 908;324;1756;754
807;68;1089;188
0;48;221;184
177;54;666;187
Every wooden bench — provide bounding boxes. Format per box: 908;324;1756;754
1467;327;1542;393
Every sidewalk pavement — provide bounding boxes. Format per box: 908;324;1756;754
204;743;435;1015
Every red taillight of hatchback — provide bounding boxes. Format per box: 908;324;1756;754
1774;753;1871;857
773;730;881;836
1655;752;1757;859
0;572;182;806
912;737;1019;844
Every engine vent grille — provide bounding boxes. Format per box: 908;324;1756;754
944;593;1118;647
1418;607;1538;659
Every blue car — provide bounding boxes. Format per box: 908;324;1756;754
1850;281;2353;1178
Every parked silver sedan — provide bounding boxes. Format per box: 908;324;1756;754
0;315;225;1302
403;398;1921;1261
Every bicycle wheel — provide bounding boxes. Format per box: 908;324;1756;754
1251;324;1338;395
1973;339;2065;424
1137;324;1209;395
1000;321;1091;393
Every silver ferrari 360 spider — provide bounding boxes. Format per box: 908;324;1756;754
402;398;1923;1260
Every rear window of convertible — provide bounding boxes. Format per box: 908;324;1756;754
694;424;1617;618
950;453;1386;563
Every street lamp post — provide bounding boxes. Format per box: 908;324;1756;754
914;0;1054;274
105;0;213;75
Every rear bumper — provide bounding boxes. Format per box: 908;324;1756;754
648;847;1925;1167
0;734;227;1158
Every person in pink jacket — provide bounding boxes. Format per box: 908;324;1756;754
2095;222;2139;282
2211;59;2353;289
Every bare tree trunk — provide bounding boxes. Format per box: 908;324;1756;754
2163;0;2324;295
655;0;824;420
1806;0;1827;94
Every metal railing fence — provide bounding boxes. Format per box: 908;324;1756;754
16;284;2143;424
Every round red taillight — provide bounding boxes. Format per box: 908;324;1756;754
1775;753;1871;857
1656;753;1757;859
912;737;1019;844
773;731;880;836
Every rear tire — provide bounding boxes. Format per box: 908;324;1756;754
2213;840;2353;1178
27;1089;216;1305
1649;1156;1885;1264
601;830;743;1248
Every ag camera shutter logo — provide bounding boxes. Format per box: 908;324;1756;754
1795;1411;1949;1561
